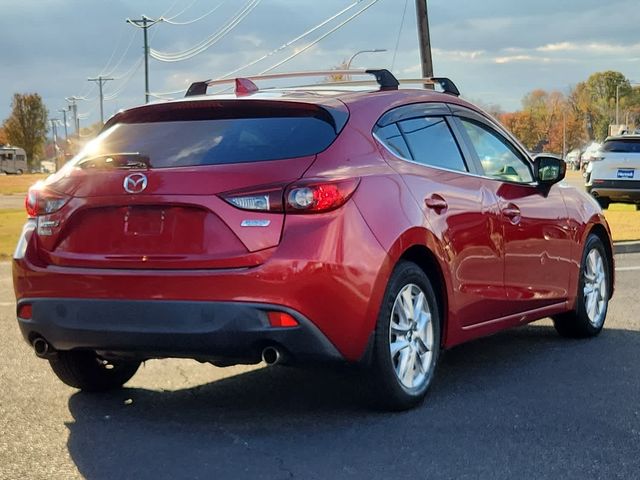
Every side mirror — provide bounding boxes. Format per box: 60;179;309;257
534;155;566;186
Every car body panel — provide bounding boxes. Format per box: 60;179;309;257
12;86;615;364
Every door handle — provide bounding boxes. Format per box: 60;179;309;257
424;194;448;213
502;203;521;223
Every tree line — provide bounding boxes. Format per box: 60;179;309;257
495;71;640;155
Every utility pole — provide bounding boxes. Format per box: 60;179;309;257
562;110;566;160
65;97;80;136
126;15;161;103
58;109;68;140
87;76;114;124
49;119;59;168
415;0;434;79
49;119;58;146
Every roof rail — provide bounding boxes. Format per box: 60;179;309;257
303;77;461;96
184;69;400;97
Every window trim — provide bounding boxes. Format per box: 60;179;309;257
376;102;452;128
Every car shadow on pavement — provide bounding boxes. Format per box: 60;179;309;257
65;324;640;480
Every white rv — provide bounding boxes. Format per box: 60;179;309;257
0;146;27;174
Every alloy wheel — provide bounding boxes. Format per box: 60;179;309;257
389;284;435;390
583;248;607;327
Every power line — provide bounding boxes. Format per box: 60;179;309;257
391;0;409;71
103;58;144;101
101;29;138;78
147;0;377;98
150;0;261;62
258;0;381;75
161;0;199;21
217;0;362;79
161;2;226;25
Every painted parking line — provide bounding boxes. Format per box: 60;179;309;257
615;266;640;271
0;302;15;307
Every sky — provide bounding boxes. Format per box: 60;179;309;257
0;0;639;130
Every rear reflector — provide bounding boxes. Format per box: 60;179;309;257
267;311;298;328
17;304;32;319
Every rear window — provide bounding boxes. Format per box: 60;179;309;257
73;105;340;168
602;139;640;153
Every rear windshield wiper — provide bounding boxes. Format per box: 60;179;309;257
77;152;151;170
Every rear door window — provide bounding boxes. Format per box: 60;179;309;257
375;116;468;172
398;117;468;172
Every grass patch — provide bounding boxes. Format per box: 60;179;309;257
0;174;47;195
604;207;640;242
0;209;27;260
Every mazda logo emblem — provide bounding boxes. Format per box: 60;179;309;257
123;173;148;194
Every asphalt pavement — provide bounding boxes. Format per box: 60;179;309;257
1;255;639;480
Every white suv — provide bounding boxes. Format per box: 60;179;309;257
586;135;640;209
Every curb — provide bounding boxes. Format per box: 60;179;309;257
613;241;640;255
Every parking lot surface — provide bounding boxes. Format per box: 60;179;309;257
1;255;639;479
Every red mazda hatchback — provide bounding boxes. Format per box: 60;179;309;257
13;70;614;410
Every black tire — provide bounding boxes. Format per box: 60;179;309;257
15;169;23;175
595;197;610;209
368;261;441;411
49;351;140;392
553;234;610;338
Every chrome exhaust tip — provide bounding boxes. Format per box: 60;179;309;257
261;346;281;366
32;337;51;358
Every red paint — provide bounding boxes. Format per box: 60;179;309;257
13;87;614;361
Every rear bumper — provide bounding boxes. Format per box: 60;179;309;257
12;201;392;362
16;298;343;364
587;180;640;202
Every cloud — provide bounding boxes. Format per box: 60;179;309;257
2;0;640;121
432;48;486;60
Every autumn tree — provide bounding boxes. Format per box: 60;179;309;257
2;93;48;169
0;126;7;145
585;71;630;139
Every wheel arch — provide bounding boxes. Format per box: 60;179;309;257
398;244;449;346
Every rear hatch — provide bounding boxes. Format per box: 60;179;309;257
595;137;640;181
34;99;346;269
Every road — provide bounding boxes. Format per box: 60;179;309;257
1;255;639;480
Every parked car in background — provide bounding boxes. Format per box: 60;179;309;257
580;142;602;173
13;70;614;410
565;148;581;170
585;135;640;209
0;145;27;174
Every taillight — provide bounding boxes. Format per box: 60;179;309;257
285;178;360;213
25;185;70;218
221;178;360;214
